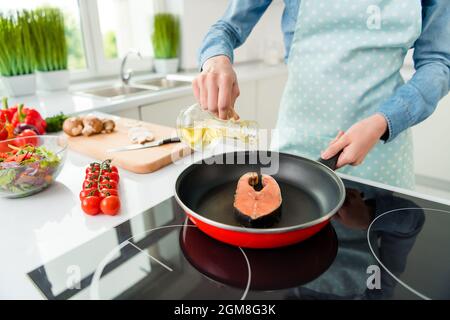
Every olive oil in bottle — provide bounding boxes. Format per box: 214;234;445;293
176;104;258;151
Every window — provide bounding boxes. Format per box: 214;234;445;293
92;0;154;76
0;0;156;81
97;0;154;60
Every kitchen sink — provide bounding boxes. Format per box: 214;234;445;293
133;77;191;90
77;85;154;99
75;76;191;99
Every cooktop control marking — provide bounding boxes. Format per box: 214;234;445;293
126;240;174;272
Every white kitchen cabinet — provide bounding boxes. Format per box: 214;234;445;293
255;74;287;130
140;95;196;127
110;108;141;120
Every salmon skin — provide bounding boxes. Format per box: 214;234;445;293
233;172;282;228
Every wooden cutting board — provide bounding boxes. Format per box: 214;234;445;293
66;117;191;174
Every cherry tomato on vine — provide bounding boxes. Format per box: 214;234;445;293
101;171;119;183
85;173;99;181
83;180;98;190
81;160;120;216
100;196;121;216
100;188;118;198
79;189;100;200
85;164;101;175
99;180;118;190
105;165;118;174
81;196;102;215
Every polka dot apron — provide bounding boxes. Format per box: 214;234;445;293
273;0;422;189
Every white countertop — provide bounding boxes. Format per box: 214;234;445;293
0;149;201;299
6;61;288;118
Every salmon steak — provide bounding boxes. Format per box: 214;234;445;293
233;172;282;228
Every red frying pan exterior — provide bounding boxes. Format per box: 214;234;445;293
187;213;330;248
175;151;344;249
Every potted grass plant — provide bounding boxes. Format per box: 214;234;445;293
151;13;180;74
32;7;69;91
0;10;36;97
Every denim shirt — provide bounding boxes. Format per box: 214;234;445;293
198;0;450;142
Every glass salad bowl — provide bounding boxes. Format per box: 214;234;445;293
0;135;68;198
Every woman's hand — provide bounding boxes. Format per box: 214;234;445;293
321;114;388;169
192;55;240;120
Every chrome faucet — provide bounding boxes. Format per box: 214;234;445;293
120;50;143;85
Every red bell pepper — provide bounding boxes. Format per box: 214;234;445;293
0;121;8;141
0;97;17;123
1;98;17;139
11;104;46;135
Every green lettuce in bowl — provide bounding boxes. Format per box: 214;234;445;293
0;135;67;198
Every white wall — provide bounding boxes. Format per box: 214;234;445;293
180;0;285;69
412;93;450;186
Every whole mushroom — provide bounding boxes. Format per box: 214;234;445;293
102;119;115;134
63;117;84;137
82;115;104;136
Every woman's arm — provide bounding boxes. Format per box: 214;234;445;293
378;0;450;142
194;0;273;119
322;0;450;167
198;0;272;69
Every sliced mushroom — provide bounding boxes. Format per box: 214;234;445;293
128;126;155;144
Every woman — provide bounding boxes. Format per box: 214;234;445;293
193;0;450;189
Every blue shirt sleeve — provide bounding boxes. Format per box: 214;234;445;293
198;0;273;69
378;0;450;142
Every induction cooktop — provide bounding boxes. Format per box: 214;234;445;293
28;178;450;300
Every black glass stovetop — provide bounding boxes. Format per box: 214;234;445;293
28;178;450;300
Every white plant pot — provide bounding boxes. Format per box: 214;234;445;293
0;74;36;97
153;58;179;74
36;70;70;91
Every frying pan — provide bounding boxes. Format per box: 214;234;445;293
175;151;345;248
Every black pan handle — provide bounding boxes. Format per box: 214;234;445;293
318;150;343;171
